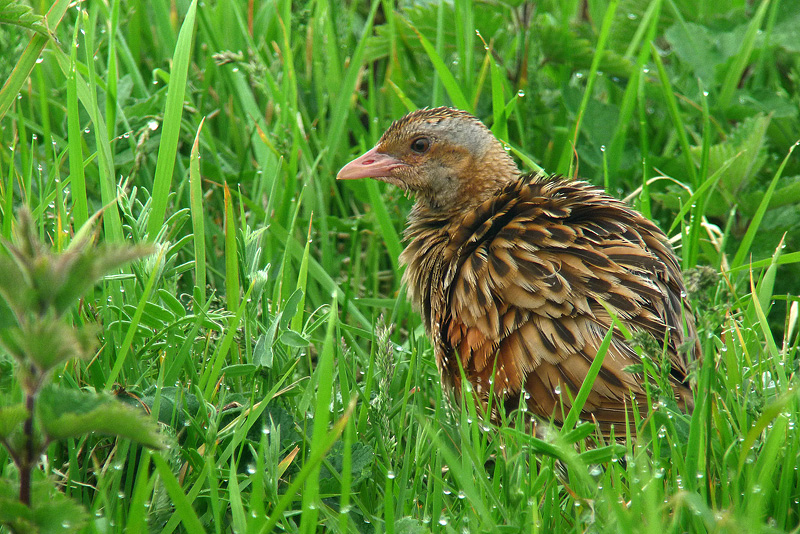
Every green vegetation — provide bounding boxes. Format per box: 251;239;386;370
1;0;799;532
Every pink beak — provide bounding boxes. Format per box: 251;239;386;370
336;146;405;180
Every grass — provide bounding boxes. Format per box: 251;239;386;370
1;0;800;532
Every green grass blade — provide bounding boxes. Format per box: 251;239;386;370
0;0;70;120
147;0;198;239
718;0;770;110
556;0;618;176
189;118;206;310
224;181;240;313
82;9;124;243
104;247;165;390
731;141;796;269
406;18;470;112
262;399;355;534
651;42;698;188
66;18;88;230
152;453;207;533
562;318;614;432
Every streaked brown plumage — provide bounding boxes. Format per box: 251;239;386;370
338;107;698;435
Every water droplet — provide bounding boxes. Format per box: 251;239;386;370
600;145;606;152
438;517;449;526
148;120;159;131
457;490;466;499
387;470;395;479
554;385;562;395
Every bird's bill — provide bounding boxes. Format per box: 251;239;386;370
336;147;405;180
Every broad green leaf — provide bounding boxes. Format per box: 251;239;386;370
38;386;162;449
147;0;199;238
280;329;310;348
0;403;27;439
0;479;88;534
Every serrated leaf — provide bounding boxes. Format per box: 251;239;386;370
38;386;162;448
135;386;201;430
51;244;155;316
0;403;28;439
0;0;49;37
538;16;633;78
318;442;375;494
4;320;96;372
0;478;88;533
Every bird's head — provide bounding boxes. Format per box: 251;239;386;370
337;107;520;212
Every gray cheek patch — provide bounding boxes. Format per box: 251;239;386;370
426;117;492;158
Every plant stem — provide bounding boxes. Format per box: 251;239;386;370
19;372;36;507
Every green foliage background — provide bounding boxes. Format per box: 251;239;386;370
1;0;800;532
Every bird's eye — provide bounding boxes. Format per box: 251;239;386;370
410;137;430;154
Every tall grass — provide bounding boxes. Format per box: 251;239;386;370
1;0;799;532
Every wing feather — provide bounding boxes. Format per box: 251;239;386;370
427;174;697;433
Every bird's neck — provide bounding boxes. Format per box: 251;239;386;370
417;145;521;216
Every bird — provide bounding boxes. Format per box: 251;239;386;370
337;107;698;436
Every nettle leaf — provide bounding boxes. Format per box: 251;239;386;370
687;114;771;217
537;15;633;78
14;320;97;373
37;386;162;448
0;403;28;439
772;2;800;53
1;209;154;319
319;442;375;493
51;244;155;316
0;478;88;534
0;0;49;37
0;290;20;330
0;255;35;318
135;385;202;430
664;20;751;85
